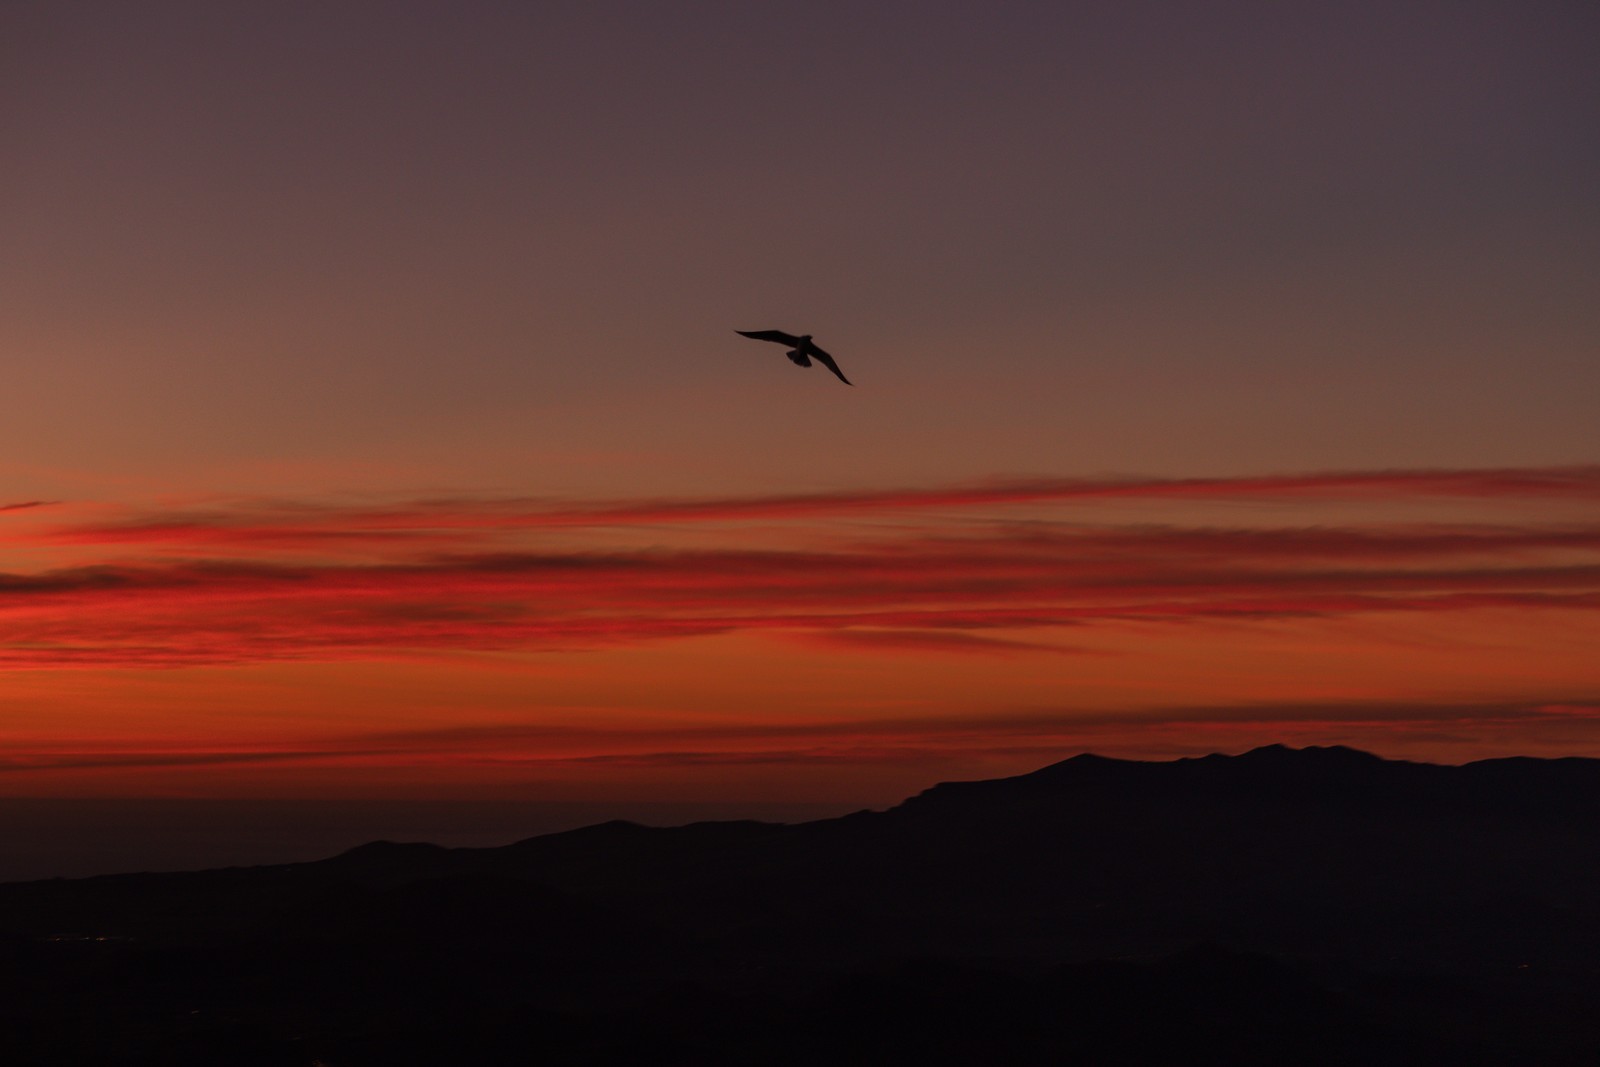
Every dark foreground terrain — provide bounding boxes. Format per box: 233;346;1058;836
6;744;1600;1065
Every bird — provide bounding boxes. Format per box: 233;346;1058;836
736;330;852;385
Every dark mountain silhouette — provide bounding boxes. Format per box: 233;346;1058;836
5;745;1600;1064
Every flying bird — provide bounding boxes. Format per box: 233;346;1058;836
736;330;853;385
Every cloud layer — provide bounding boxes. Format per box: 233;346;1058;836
2;466;1598;669
8;699;1600;775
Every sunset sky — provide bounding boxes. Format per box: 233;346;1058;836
4;1;1598;827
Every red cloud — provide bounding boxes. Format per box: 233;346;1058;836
34;465;1600;552
10;699;1599;774
3;468;1599;668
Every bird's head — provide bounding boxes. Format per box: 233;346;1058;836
799;334;812;343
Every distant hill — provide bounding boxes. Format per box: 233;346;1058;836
5;745;1600;1064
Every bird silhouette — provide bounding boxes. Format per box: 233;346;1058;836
736;330;852;385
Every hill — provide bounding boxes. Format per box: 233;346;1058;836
5;745;1600;1064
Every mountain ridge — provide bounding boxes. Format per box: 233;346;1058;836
6;744;1600;1064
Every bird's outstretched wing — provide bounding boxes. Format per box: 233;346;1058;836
736;329;803;346
804;341;853;386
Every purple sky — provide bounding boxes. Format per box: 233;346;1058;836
5;1;1595;499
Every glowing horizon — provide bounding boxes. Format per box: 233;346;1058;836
4;464;1598;800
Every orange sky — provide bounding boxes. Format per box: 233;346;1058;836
4;468;1598;801
4;4;1598;810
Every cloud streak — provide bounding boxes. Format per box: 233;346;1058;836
10;699;1600;775
0;749;368;774
34;465;1600;552
3;468;1599;668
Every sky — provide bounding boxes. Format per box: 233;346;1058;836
3;1;1599;851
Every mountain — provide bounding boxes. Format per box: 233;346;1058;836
5;745;1600;1064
